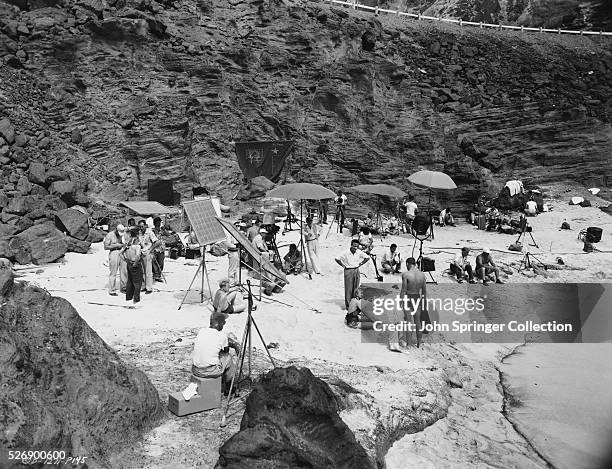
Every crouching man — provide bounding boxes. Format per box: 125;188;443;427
192;312;240;395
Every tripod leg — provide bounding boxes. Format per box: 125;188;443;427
529;232;539;248
251;316;277;368
177;262;202;310
220;322;250;427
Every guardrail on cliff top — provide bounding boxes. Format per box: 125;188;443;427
326;0;612;37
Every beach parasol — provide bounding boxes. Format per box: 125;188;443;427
351;184;407;199
266;183;336;279
408;170;457;241
350;184;407;234
408;170;457;204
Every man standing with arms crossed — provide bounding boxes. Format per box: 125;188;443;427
392;257;427;351
335;239;370;310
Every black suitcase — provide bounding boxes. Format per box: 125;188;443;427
587;227;602;243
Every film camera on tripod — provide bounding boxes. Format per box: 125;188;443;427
262;223;283;270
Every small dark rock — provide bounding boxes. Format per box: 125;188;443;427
0;118;15;144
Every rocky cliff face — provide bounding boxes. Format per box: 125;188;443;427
0;0;611;214
0;271;163;467
381;0;612;30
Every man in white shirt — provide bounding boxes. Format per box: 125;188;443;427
381;243;401;274
192;312;240;394
252;228;269;261
404;195;418;227
103;223;126;296
335;239;371;309
450;247;475;283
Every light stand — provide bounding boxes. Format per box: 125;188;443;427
220;280;277;427
518;251;547;273
325;205;344;239
282;200;298;234
299;200;312;280
415;238;437;284
516;226;539;248
177;246;214;309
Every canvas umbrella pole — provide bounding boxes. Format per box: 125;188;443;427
266;183;336;280
350;184;408;238
299;199;311;280
407;170;458;241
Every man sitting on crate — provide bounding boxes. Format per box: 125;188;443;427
192;312;241;395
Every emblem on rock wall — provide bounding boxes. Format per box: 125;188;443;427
247;149;264;166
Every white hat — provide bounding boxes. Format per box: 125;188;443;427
116;224;125;233
483;247;491;254
218;278;229;286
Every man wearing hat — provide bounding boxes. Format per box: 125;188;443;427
103;223;126;296
476;248;503;285
450;247;475;283
192;312;241;395
252;227;269;260
213;278;247;315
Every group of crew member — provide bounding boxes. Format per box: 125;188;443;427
104;217;168;305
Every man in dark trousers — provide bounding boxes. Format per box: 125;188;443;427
122;227;144;306
335;239;370;310
151;217;166;282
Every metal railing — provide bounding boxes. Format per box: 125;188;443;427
326;0;612;37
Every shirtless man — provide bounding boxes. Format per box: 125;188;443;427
393;257;427;350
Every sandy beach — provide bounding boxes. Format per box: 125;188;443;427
14;182;612;467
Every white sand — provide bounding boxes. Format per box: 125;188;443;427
15;183;612;466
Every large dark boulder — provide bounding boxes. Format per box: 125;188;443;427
237;176;276;201
87;228;106;243
0;280;163;466
216;367;375;469
65;236;92;254
8;222;67;265
55;208;89;240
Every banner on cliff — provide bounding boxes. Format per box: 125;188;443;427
235;140;293;182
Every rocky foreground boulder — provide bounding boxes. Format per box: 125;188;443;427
0;271;163;467
216;367;375;469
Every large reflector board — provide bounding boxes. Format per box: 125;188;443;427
182;199;226;246
216;217;288;284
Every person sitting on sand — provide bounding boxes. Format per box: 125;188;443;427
283;243;302;274
359;227;373;254
381;243;401;274
192;312;240;395
450;247;476;283
345;286;375;330
475;248;503;285
439;208;455;226
525;196;538;217
364;212;379;234
213;278;247;315
387;216;399;235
